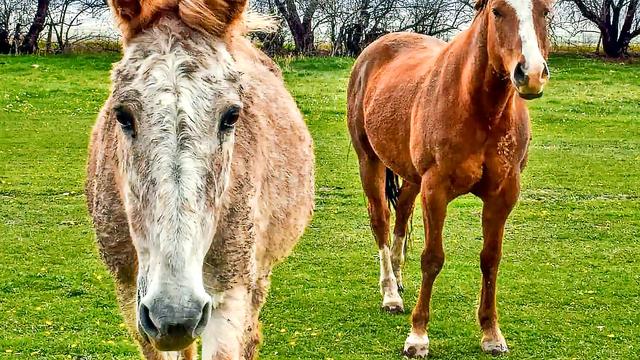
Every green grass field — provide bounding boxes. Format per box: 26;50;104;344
0;53;639;359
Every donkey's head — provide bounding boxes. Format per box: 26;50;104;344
107;0;246;351
478;0;552;99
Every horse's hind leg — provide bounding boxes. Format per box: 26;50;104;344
358;156;403;314
391;181;420;292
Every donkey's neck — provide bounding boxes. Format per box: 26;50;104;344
450;14;516;125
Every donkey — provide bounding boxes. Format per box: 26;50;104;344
347;0;551;357
85;0;314;359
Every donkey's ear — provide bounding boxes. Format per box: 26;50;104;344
110;0;142;22
108;0;173;38
179;0;248;35
475;0;489;11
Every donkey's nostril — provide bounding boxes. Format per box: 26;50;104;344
139;303;160;339
193;300;212;337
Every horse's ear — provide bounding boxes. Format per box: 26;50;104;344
475;0;489;11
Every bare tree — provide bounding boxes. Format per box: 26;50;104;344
20;0;50;54
43;0;109;53
567;0;640;57
321;0;472;56
273;0;319;53
0;0;32;53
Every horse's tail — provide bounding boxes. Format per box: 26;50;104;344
385;168;401;211
385;168;413;258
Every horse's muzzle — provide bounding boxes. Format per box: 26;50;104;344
518;91;544;100
513;60;549;100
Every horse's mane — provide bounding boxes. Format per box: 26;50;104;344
475;0;489;11
111;0;276;39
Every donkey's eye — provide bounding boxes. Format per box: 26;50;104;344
114;105;136;137
220;105;241;132
492;8;502;17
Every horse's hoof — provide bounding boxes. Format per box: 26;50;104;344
481;338;508;356
403;332;429;358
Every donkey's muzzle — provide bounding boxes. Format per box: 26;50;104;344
138;294;212;351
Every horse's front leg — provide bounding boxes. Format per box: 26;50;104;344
478;174;520;355
403;172;450;358
201;286;253;360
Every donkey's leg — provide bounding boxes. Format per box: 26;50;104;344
391;181;420;292
478;177;520;355
242;273;271;360
201;286;251;360
404;173;449;358
358;157;403;313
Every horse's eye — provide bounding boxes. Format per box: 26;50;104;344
543;9;550;17
220;105;241;132
492;8;502;17
114;105;136;137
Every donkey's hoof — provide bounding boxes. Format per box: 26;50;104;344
382;295;404;314
403;332;429;358
481;338;508;356
382;304;404;314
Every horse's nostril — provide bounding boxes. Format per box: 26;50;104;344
542;63;550;79
139;303;160;339
513;62;528;86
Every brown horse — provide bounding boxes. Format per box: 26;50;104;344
347;0;551;356
86;0;314;359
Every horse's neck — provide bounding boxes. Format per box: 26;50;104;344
446;15;516;124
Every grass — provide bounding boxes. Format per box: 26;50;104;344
0;52;639;359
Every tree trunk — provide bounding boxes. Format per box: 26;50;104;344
20;0;50;54
274;0;316;54
292;23;314;53
45;23;53;54
571;0;639;58
0;28;10;54
600;25;625;57
11;23;21;54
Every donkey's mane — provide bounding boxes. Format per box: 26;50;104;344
111;0;275;39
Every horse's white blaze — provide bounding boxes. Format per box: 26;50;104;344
505;0;546;74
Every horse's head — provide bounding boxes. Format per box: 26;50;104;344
107;0;246;351
478;0;552;99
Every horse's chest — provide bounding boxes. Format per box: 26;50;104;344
482;131;526;185
450;155;485;193
492;132;519;169
447;132;523;194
